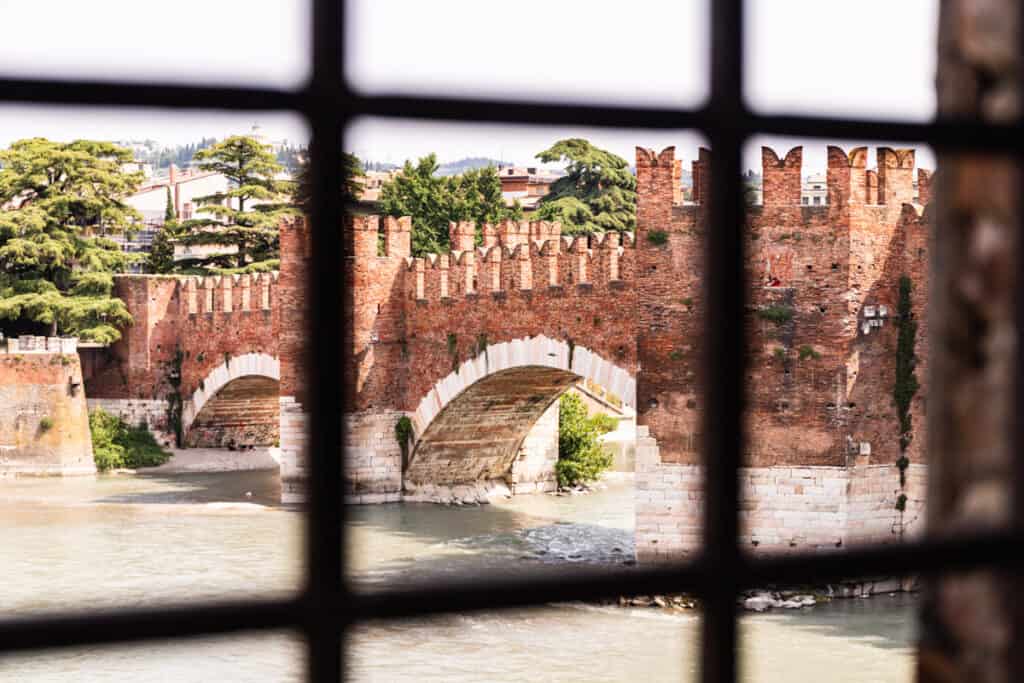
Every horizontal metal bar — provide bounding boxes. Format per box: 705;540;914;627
0;77;307;111
0;598;300;654
2;76;1023;151
0;530;1017;654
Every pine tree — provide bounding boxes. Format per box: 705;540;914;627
535;138;637;235
164;186;176;222
175;135;292;273
0;138;140;343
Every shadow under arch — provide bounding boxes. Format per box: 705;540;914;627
405;335;636;491
182;352;281;447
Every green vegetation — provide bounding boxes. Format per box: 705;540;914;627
89;408;171;471
164;348;184;447
646;230;669;246
556;392;615;488
395;415;413;468
773;347;787;361
38;416;54;433
893;275;919;507
291;152;364;214
669;349;684;361
894;276;919;452
379;155;521;255
0;138;140;343
681;297;693;308
535;139;637;236
798;344;821;361
174;135;293;273
757;304;795;325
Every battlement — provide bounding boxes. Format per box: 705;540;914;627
651;144;932;210
404;221;632;303
1;335;78;354
178;271;279;316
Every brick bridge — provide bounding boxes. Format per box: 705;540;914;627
85;144;932;561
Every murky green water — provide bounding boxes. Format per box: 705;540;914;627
0;471;915;681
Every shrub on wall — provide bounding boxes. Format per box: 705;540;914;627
89;408;171;471
556;392;615;488
757;305;795;325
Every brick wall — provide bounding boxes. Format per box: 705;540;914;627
634;144;931;558
1;344;95;476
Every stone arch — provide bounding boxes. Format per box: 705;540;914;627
182;353;280;446
405;335;636;494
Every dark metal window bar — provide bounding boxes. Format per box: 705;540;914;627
1;1;1023;681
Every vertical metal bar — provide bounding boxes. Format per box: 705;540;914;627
702;0;745;681
1012;3;1024;679
307;0;345;681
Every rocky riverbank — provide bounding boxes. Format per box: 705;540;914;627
614;577;919;613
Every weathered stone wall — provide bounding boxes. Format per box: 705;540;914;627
509;398;559;494
86;398;174;447
1;339;95;476
635;427;927;560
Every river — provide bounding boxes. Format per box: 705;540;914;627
0;470;916;681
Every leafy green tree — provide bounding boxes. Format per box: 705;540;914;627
556;391;615;488
0;138;141;343
379;155;520;255
176;135;291;273
535;138;637;235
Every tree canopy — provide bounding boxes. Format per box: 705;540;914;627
378;154;521;255
175;135;292;273
534;138;637;235
291;152;364;213
0;139;141;343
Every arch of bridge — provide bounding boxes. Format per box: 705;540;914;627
405;335;635;486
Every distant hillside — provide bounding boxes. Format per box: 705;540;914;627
436;157;510;177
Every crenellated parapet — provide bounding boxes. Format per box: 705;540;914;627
402;220;634;303
177;272;279;316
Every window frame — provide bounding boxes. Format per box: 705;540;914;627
1;1;1024;681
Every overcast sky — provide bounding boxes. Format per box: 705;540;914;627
0;0;938;172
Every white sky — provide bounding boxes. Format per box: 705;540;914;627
0;0;938;173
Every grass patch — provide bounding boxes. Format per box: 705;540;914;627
798;345;821;360
757;305;795;325
89;408;171;471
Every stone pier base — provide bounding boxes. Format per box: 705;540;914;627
635;426;928;562
508;399;559;494
278;401;404;504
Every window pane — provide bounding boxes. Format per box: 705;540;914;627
0;1;310;88
0;632;304;682
345;0;708;107
337;119;706;592
738;136;933;554
745;0;938;121
0;106;308;615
